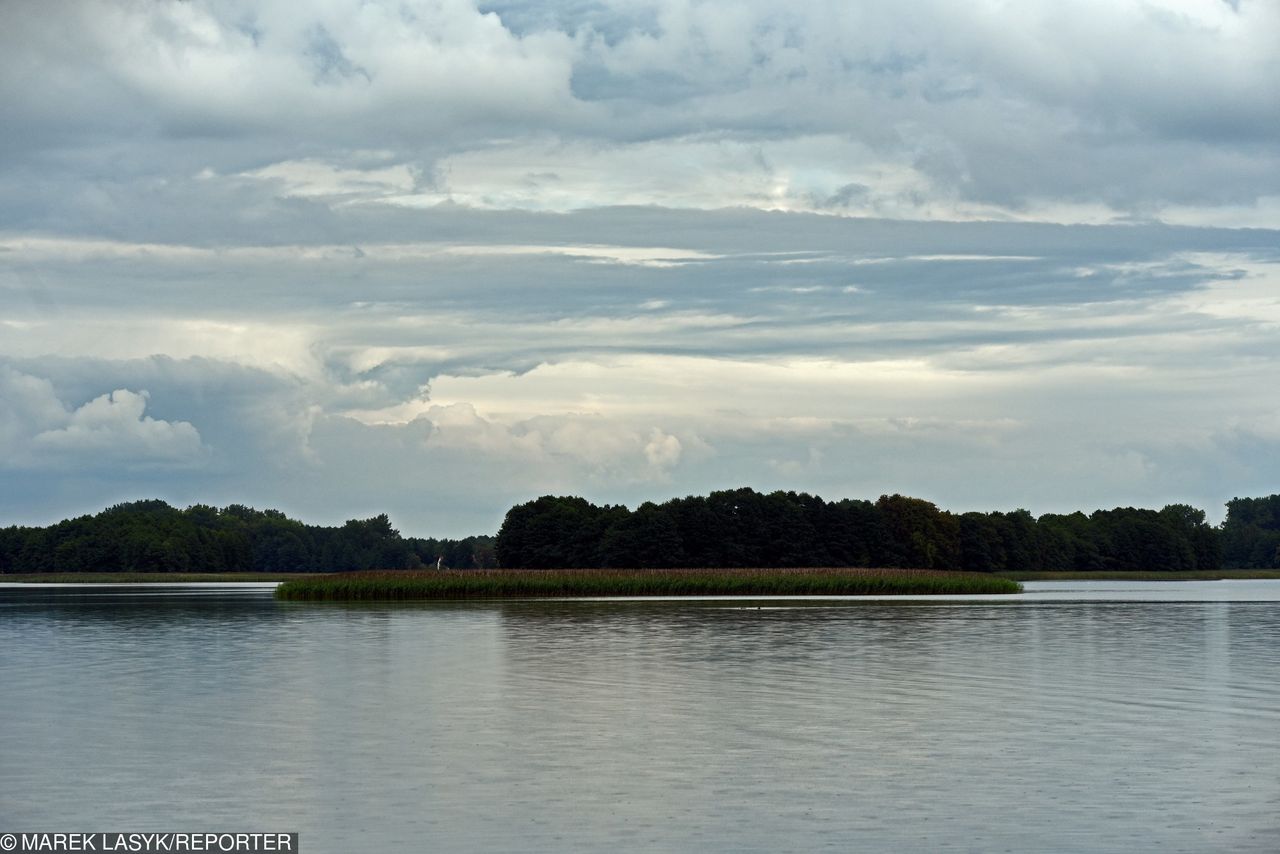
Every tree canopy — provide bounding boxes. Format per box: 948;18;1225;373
0;501;495;574
495;488;1258;572
5;490;1280;574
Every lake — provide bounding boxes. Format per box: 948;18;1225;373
2;581;1278;852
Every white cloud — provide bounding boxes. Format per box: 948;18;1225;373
426;355;987;423
0;374;206;469
241;159;417;200
644;429;683;471
0;367;68;458
1170;253;1280;324
32;389;205;465
415;403;687;482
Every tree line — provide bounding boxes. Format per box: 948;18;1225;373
3;491;1278;574
495;488;1280;572
0;500;496;574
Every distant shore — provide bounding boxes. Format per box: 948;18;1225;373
1001;570;1280;581
0;572;303;583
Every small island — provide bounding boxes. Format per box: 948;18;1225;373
274;567;1022;600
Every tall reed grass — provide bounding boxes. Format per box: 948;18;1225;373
274;567;1022;600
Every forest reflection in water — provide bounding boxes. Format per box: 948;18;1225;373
1;582;1278;852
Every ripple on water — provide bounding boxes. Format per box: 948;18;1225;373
0;584;1278;853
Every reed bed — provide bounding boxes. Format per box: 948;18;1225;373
274;567;1022;601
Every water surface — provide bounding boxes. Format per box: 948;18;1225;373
2;581;1278;852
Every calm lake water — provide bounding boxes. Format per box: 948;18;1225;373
2;581;1279;852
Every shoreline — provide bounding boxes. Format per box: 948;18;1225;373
4;569;1277;586
1001;570;1280;581
0;572;309;584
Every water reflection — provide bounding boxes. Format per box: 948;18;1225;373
1;584;1279;852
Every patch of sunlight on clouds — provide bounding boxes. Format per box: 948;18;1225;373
0;316;320;376
0;236;214;261
239;159;417;198
0;235;719;268
398;402;688;481
1171;253;1280;324
339;345;458;376
1155;196;1280;230
850;254;1045;265
379;134;944;216
424;355;983;422
438;243;722;266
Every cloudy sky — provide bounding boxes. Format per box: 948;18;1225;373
2;0;1278;536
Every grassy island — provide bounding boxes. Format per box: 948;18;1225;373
274;567;1022;601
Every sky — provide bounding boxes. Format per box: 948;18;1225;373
2;0;1278;536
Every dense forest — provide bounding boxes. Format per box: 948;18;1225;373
495;489;1280;573
2;490;1278;574
0;500;495;574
